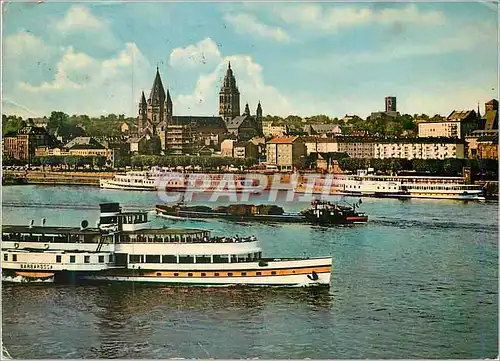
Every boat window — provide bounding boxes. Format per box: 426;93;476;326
3;254;7;261
109;255;114;263
174;272;179;276
227;272;233;276
129;255;143;263
98;255;104;263
241;272;247;276
201;273;206;277
213;255;229;263
56;255;62;263
12;254;17;262
230;255;238;263
271;271;277;275
146;255;161;263
188;273;193;277
214;272;220;276
256;272;261;276
178;255;194;264
84;256;90;264
196;255;211;264
70;255;76;263
162;255;177;263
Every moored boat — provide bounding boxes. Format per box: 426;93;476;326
2;203;332;287
327;169;486;201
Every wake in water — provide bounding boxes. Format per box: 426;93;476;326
2;275;55;283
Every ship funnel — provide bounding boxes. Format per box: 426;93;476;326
41;218;46;226
29;220;34;228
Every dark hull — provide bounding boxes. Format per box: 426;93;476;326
155;206;368;225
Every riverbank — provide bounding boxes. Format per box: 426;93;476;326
2;171;114;187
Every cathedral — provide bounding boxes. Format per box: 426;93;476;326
137;63;263;155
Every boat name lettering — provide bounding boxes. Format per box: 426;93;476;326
20;264;53;270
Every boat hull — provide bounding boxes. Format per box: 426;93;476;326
2;258;332;287
100;179;157;191
155;206;367;225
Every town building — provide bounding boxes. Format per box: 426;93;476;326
369;96;400;120
337;138;375;158
263;123;288;138
385;96;397;112
482;99;498;130
373;138;465;159
225;101;263;141
303;124;342;136
418;110;480;139
3;126;55;163
220;139;236;157
166;124;192;155
266;136;307;171
35;137;117;165
233;141;258;159
303;137;338;155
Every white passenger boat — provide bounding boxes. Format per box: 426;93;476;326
327;169;485;201
100;168;263;193
1;203;332;287
99;171;158;191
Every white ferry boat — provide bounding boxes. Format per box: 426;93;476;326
1;203;332;287
327;169;485;201
100;171;158;191
100;168;263;193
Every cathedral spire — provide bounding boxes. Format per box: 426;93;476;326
244;102;250;116
228;61;231;70
149;67;166;106
477;101;481;119
166;89;173;119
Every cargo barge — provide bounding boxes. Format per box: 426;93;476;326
156;200;368;225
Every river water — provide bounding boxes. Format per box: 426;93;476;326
1;185;498;359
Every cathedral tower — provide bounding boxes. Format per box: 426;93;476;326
244;103;250;116
256;101;263;136
138;91;147;131
138;67;173;135
219;62;240;122
147;67;167;126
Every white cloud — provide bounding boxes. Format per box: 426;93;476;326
4;31;50;58
56;6;105;31
276;4;445;31
224;13;291;42
169;38;222;68
171;40;292;115
14;42;151;116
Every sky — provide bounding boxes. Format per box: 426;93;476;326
2;1;499;119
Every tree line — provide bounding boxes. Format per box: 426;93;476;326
4;110;447;139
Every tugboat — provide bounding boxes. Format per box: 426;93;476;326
2;203;332;287
155;199;368;225
301;200;368;225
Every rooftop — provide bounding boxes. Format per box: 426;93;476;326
268;136;301;144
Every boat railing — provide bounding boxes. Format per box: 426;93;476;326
120;235;258;244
